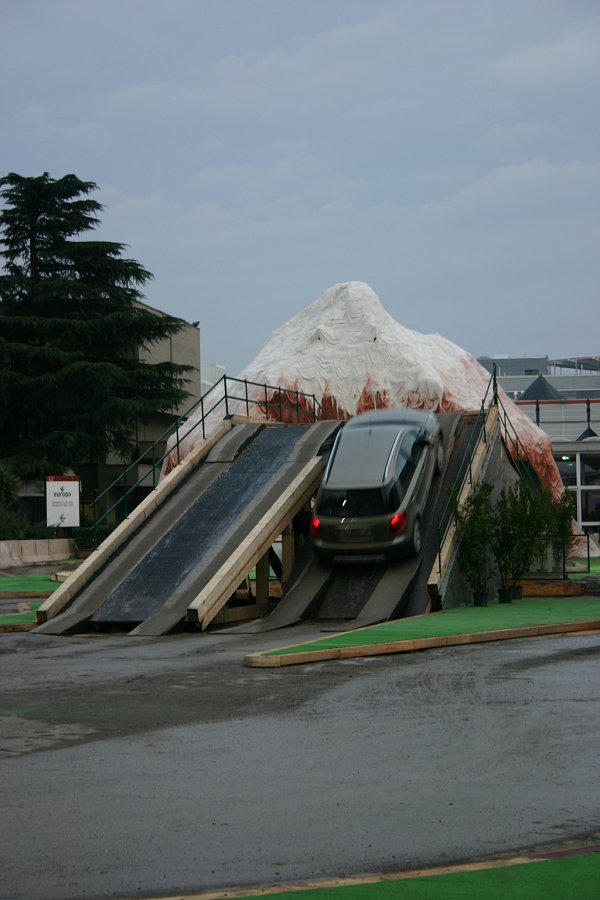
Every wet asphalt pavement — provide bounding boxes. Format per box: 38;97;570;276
1;626;599;899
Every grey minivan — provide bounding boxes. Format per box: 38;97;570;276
311;409;444;559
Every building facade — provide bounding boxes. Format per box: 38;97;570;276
478;355;600;535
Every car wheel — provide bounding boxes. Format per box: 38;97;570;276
435;436;444;473
411;517;423;556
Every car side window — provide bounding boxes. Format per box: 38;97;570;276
395;432;419;494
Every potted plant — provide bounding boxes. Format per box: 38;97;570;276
456;481;495;606
506;482;537;598
551;490;576;574
529;488;574;576
490;486;519;602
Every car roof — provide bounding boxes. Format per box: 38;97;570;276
325;422;412;488
343;408;436;431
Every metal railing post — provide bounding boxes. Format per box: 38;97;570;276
175;421;180;465
587;532;591;573
123;468;128;519
224;377;230;417
245;379;249;417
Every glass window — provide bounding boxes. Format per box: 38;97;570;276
327;424;400;487
581;455;600;487
581;490;600;523
317;487;397;517
554;453;577;487
564;489;578;518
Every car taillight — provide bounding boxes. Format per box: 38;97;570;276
311;516;321;534
390;511;407;532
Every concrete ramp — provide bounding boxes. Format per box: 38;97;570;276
231;412;463;632
36;420;339;636
228;545;333;633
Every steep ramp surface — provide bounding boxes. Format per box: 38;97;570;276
235;412;461;632
38;422;337;636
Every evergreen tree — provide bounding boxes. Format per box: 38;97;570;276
0;172;194;474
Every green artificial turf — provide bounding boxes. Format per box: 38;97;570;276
230;853;600;900
269;597;600;656
0;601;42;624
0;574;59;594
569;557;600;580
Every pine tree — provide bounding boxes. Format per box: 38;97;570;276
0;172;194;475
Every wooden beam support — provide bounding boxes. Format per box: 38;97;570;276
255;551;270;605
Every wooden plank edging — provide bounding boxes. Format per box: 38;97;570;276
187;458;323;629
243;617;600;667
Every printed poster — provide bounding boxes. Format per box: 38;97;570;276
46;475;81;527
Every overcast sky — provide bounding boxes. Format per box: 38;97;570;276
2;0;598;372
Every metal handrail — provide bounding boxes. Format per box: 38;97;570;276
435;370;497;571
91;375;324;534
435;368;558;578
496;392;541;480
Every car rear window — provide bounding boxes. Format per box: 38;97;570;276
317;486;400;517
326;424;404;487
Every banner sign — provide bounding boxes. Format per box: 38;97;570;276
46;476;81;528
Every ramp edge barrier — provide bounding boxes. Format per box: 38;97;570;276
187;457;324;630
90;376;325;538
244;617;600;667
35;422;233;625
0;538;72;568
426;404;500;607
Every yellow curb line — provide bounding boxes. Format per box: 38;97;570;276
243;619;600;667
149;845;600;899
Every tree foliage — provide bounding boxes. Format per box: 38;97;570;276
0;172;194;474
455;480;495;594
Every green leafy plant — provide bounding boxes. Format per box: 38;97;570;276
491;482;537;590
0;171;194;474
0;462;27;539
455;481;495;596
528;488;574;573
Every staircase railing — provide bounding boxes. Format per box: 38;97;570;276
434;367;550;580
496;391;542;490
434;369;497;575
91;376;323;536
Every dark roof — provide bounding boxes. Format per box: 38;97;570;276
519;374;562;401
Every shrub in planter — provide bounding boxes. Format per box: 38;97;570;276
490;486;519;594
530;488;575;574
455;481;495;602
490;481;540;599
531;488;557;572
506;482;537;592
552;490;576;570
